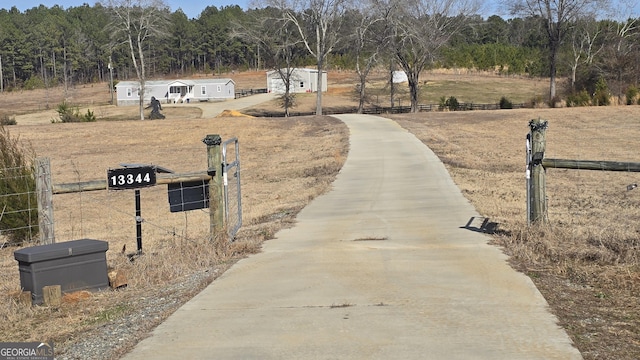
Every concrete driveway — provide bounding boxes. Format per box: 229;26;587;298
122;114;581;359
167;93;276;118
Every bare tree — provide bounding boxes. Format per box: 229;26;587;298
508;0;606;103
349;7;385;113
376;0;479;113
262;0;351;116
601;18;638;103
102;0;169;120
234;9;305;116
567;18;602;90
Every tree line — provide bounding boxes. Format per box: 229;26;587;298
0;0;638;112
0;4;253;92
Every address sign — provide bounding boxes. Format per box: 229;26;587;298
108;166;157;190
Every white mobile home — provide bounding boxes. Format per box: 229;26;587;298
116;78;235;106
266;68;327;94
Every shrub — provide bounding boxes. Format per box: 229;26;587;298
446;96;460;111
626;85;639;105
54;102;97;123
566;90;591;107
440;96;460;111
23;76;44;90
55;101;79;122
499;96;513;109
83;109;97;122
592;78;610;106
0;115;17;126
0;126;38;245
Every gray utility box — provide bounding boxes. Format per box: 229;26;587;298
14;239;109;304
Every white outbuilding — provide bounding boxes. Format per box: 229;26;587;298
266;68;328;94
392;71;408;83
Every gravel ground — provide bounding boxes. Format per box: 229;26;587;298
56;269;220;360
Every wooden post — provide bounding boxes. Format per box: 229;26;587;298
42;285;61;307
203;135;224;239
36;157;55;244
107;267;128;289
529;119;548;224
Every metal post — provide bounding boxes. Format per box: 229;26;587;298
135;189;142;254
203;134;224;239
526;133;532;225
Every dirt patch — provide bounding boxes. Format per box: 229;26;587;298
217;109;254;118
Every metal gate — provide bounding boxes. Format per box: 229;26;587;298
222;138;242;239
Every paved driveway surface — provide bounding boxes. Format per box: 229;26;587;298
122;114;581;359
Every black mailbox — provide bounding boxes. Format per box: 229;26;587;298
168;180;210;212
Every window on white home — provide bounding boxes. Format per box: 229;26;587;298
201;86;207;95
127;88;132;97
217;85;222;92
300;82;304;88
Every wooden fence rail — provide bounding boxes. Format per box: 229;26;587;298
52;172;211;194
541;159;640;172
37;135;226;244
527;118;640;224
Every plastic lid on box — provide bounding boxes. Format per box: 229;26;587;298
14;239;109;263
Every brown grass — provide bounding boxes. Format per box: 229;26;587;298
0;112;348;356
390;105;640;359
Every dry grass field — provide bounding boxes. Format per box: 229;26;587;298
1;70;639;359
0;104;349;357
391;106;640;359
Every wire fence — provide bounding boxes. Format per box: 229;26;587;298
0;161;212;252
0;164;39;247
29;134;242;256
51;173;213;257
222;138;242;239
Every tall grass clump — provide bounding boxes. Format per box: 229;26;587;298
0;115;17;126
112;232;262;288
0;126;38;245
566;90;591;107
